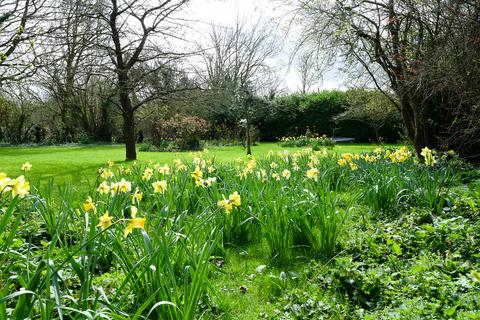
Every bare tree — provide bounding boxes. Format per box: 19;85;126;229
201;19;279;155
0;0;52;85
296;49;323;94
38;0;101;141
416;2;480;158
0;81;43;143
294;0;480;156
97;0;190;160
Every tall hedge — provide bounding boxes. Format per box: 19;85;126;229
258;90;401;142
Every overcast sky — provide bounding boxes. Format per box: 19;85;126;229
182;0;345;93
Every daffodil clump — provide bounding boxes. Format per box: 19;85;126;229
190;157;217;188
98;167;115;179
337;152;360;171
83;193;147;238
238;157;257;179
335;147;414;170
385;146;412;163
421;146;437;167
332;146;449;169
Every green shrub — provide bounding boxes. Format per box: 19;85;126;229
259;90;401;142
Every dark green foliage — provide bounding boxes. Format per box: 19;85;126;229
259;91;401;142
265;185;480;319
299;91;347;136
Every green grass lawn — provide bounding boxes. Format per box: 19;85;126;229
0;142;386;187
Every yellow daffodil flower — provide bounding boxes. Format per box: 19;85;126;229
205;177;217;187
131;205;138;217
217;199;233;213
238;170;247;180
191;166;203;180
272;172;280;181
158;164;170;175
0;173;11;194
117;178;132;193
292;162;299;171
99;168;114;179
97;211;112;230
132;188;143;202
21;162;32;172
193;157;202;166
83;196;96;213
142;168;154;181
9;175;30;198
228;191;241;207
256;169;267;183
421;147;436;167
195;178;205;187
110;182;119;194
97;181;111;194
124;217;146;237
152;180;167;193
306;168;320;181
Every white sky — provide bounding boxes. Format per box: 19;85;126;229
182;0;345;93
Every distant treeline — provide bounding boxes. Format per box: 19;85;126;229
0;89;401;146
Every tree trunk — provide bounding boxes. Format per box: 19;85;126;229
118;82;136;160
374;127;380;144
412;104;430;156
400;94;434;156
399;96;415;143
246;118;252;155
117;69;137;161
122;109;136;161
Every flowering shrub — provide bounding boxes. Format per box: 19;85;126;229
153;115;210;151
279;132;335;149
